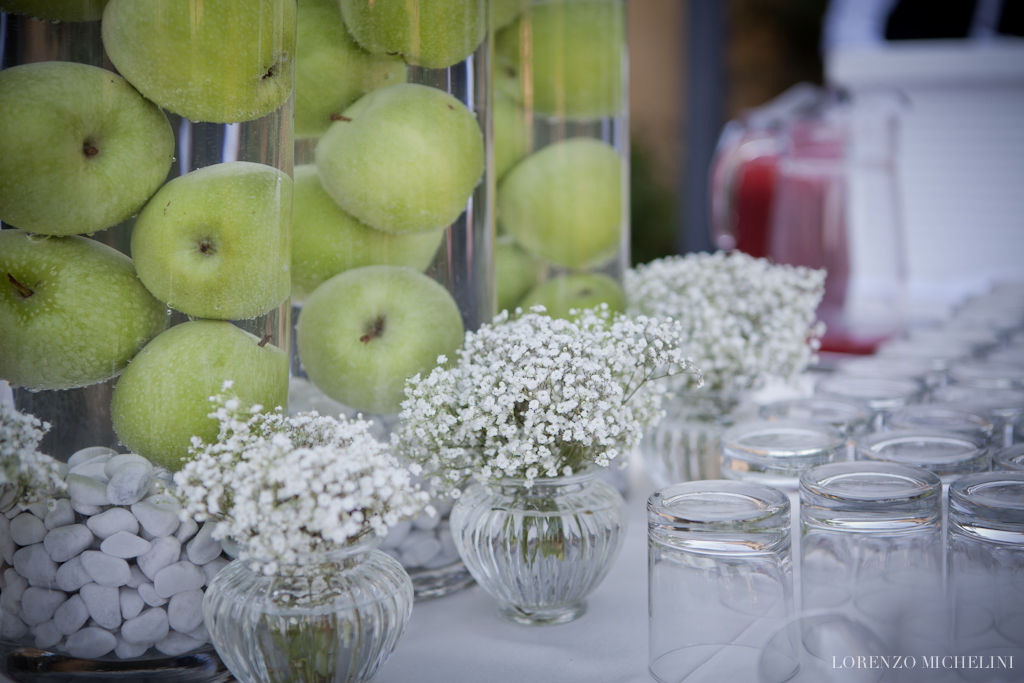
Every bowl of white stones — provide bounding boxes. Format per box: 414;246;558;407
0;447;231;682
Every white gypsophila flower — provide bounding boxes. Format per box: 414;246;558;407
393;306;702;494
625;251;825;392
0;403;66;510
174;387;430;576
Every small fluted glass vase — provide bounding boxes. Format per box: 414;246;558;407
640;390;741;486
450;467;628;626
202;536;413;683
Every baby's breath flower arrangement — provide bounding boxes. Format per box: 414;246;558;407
174;383;430;577
394;306;701;494
625;251;826;392
0;403;66;512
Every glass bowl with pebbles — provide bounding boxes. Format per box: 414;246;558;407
0;447;231;682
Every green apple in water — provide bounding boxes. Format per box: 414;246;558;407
0;62;173;236
110;320;289;470
490;0;530;30
496;0;624;119
291;165;443;302
340;0;485;69
494;91;531;181
297;265;464;415
519;272;625;321
315;83;484;235
498;138;622;269
130;161;292;321
495;237;542;314
0;0;109;21
294;0;406;139
0;230;167;391
102;0;295;123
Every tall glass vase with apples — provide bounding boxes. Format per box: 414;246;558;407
0;1;295;678
285;0;494;599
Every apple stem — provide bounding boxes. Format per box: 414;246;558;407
360;315;386;344
258;334;272;348
329;114;352;122
7;273;33;299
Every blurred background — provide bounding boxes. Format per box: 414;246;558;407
628;0;1024;333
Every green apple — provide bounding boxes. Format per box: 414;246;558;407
294;0;406;139
102;0;295;124
0;0;109;21
0;230;167;391
315;83;484;235
494;90;531;181
496;0;624;119
110;320;289;470
130;161;292;321
519;272;625;320
291;165;443;302
495;237;542;314
498;137;622;269
490;0;529;30
297;265;464;415
340;0;485;69
0;62;173;236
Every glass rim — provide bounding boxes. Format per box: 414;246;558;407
885;404;994;432
814;374;925;406
855;429;988;471
800;461;941;505
648;480;789;526
948;472;1024;526
722;418;846;457
759;397;872;422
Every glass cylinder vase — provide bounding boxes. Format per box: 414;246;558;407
1;2;294;678
489;0;629;319
284;0;493;599
203;536;413;683
450;466;628;625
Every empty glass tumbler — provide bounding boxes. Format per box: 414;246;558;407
815;375;926;431
800;462;944;659
721;419;846;491
947;472;1024;663
648;481;795;683
856;430;990;484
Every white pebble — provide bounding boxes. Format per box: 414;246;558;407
186;522;221;566
5;507;21;519
104;454;152;480
0;614;28;639
127;564;147;589
13;544;58;588
11;512;47;546
65;626;117;659
138;582;168;607
423;526;460;569
120;586;145;620
67;447;116;469
399;531;441;568
115;635;150;659
53;593;89;635
411;512;440;531
101;531;152;559
20;587;66;625
121;606;168;645
154;561;205;599
80;550;131;587
156;631;204;656
43;499;75;531
3;568;28;606
107;463;152;506
188;623;209;643
166;589;204;633
71;499;105;516
0;514;14;564
202;557;229;586
379;520;411;550
68;460;110;482
220;537;240;559
87;508;139;540
137;537;180;581
55;556;93;592
43;524;94;563
66;474;110;507
26;502;50;519
33;619;62;649
174;518;199;545
80;583;122;629
131;498;180;538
